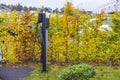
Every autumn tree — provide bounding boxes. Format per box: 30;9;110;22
64;2;75;16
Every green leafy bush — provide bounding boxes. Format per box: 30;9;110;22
59;64;96;80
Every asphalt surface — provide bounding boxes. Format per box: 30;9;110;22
0;67;34;80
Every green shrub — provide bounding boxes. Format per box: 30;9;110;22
59;64;96;80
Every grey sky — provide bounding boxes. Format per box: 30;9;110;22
0;0;110;11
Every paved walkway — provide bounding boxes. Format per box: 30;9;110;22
0;67;34;80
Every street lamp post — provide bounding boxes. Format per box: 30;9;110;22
36;13;49;72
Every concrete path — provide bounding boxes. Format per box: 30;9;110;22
0;67;33;80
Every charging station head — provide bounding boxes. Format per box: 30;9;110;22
38;13;45;23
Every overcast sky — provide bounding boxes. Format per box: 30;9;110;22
0;0;111;11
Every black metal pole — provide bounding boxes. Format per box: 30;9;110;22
41;13;47;72
37;13;49;72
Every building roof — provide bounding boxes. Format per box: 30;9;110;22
93;0;120;14
0;6;11;11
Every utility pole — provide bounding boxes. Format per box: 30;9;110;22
116;0;119;11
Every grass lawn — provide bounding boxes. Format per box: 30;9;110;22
24;64;120;80
90;66;120;80
24;64;62;80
